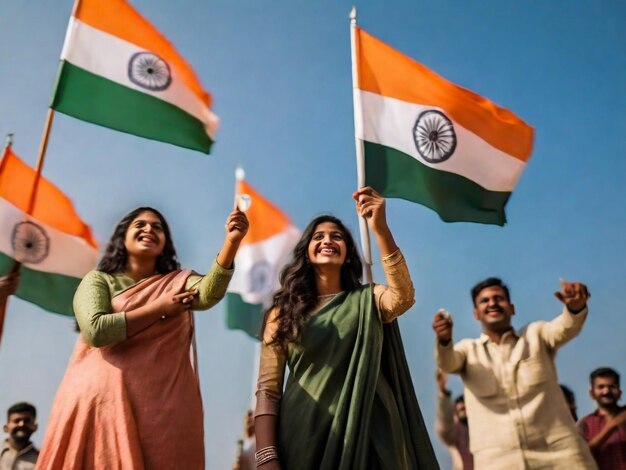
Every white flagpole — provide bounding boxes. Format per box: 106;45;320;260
350;6;373;284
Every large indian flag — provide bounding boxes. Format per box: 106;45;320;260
353;27;534;226
225;178;300;339
52;0;218;153
0;148;98;315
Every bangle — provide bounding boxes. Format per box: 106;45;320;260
255;446;279;466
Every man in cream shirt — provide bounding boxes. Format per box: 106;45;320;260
433;277;596;469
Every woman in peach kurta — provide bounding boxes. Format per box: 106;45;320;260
37;206;248;470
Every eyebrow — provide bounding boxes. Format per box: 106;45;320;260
133;219;162;226
313;230;343;236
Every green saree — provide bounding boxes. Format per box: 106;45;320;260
278;285;439;470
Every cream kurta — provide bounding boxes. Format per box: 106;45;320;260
437;308;597;470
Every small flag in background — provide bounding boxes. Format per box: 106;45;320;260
0;148;98;315
52;0;218;153
225;177;300;339
353;27;534;225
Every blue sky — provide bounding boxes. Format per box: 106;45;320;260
1;1;624;468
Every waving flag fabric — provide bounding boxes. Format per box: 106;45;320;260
0;148;98;315
52;0;218;153
225;179;299;339
354;27;534;225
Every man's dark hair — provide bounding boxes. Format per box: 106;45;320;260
559;384;576;405
471;277;511;305
454;394;465;405
7;402;36;420
590;367;620;387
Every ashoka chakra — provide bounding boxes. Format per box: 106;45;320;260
413;110;457;163
128;52;172;91
12;221;50;264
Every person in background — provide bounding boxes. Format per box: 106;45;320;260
435;370;473;470
233;409;256;470
433;277;596;469
1;402;39;470
578;367;626;469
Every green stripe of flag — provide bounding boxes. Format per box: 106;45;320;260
52;61;213;153
225;293;263;340
0;253;79;316
364;141;511;226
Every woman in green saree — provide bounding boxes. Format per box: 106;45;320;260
255;187;439;470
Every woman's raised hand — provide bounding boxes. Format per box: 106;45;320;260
353;187;388;234
353;186;399;257
225;209;250;244
217;209;250;269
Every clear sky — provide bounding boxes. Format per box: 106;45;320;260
1;1;625;468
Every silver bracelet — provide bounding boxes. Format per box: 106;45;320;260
255;445;279;467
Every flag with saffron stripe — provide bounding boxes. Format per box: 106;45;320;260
52;0;218;153
353;27;534;225
225;178;299;339
0;148;98;315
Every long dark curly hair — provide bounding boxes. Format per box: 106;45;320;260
264;215;363;346
97;207;180;275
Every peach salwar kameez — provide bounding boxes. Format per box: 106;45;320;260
37;267;229;470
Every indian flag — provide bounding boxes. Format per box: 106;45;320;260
52;0;218;153
353;26;534;226
0;148;98;316
225;175;300;339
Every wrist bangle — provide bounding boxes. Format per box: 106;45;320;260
255;446;279;467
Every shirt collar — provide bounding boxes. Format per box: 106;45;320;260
2;438;35;456
479;328;519;344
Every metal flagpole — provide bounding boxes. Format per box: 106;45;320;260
350;6;373;284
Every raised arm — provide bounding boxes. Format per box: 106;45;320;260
433;310;467;373
540;280;590;349
186;261;234;310
186;209;248;310
255;309;287;470
216;209;249;269
353;187;415;322
435;370;458;446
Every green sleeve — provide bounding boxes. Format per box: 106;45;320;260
187;260;234;311
73;271;127;347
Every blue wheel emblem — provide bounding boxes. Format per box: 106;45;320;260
413;110;457;163
248;261;273;295
128;52;172;91
12;221;50;264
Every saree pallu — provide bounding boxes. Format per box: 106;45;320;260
36;270;204;470
278;285;439;470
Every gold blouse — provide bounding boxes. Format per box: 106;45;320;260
255;248;415;417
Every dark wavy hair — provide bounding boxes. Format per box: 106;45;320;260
263;215;363;346
97;207;180;275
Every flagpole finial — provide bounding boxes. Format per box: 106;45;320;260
5;133;14;148
235;166;245;181
350;6;357;24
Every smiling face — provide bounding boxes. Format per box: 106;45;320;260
4;412;37;445
306;222;347;268
590;376;622;409
473;285;515;331
123;210;167;260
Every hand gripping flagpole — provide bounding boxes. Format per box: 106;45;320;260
350;7;373;284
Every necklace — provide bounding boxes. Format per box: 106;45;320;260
317;292;342;305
